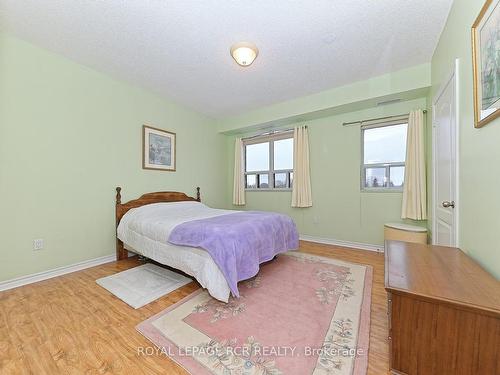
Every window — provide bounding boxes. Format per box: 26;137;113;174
361;122;407;190
244;132;293;190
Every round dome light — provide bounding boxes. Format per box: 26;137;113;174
230;42;259;67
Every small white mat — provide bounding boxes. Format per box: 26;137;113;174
96;263;192;309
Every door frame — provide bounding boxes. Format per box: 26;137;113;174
432;58;460;246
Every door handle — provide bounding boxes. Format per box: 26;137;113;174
442;200;455;208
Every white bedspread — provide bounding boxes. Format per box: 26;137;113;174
117;201;236;302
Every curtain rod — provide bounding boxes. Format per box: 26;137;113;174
342;110;427;127
241;126;306;141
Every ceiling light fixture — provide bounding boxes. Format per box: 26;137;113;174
230;42;258;67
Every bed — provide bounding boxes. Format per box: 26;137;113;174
115;187;298;302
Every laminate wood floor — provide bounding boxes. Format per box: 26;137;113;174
0;241;388;374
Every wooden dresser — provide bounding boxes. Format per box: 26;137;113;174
385;240;500;375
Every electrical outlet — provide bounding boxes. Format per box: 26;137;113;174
33;239;44;251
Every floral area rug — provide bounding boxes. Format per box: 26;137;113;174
136;251;372;375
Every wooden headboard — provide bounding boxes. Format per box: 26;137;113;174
115;186;201;260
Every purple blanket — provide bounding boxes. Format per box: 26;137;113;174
168;211;299;297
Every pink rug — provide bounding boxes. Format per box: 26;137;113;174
137;252;372;375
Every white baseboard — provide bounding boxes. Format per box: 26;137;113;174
0;254;115;292
299;235;384;253
0;236;381;292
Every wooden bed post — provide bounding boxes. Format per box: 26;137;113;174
116;186;122;204
115;187;127;261
196;187;201;202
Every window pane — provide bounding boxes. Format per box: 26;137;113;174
274;138;293;170
363;124;407;164
246;142;269;172
365;167;387;188
246;175;256;188
389;166;405;187
289;172;293;188
258;174;269;188
274;173;287;188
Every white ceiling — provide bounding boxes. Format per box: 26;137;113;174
0;1;453;119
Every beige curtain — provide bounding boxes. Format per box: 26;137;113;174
401;110;427;220
291;126;312;208
232;138;246;205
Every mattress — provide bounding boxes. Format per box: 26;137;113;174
117;201;237;302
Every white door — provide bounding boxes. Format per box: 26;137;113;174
432;63;458;246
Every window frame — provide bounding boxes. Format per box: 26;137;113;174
360;121;408;192
244;131;294;191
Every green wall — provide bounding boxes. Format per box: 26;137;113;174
431;0;500;278
226;98;428;246
218;64;431;133
0;34;227;282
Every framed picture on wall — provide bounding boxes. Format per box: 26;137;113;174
143;125;176;171
472;0;500;128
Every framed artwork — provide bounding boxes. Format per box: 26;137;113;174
143;125;176;171
472;0;500;128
